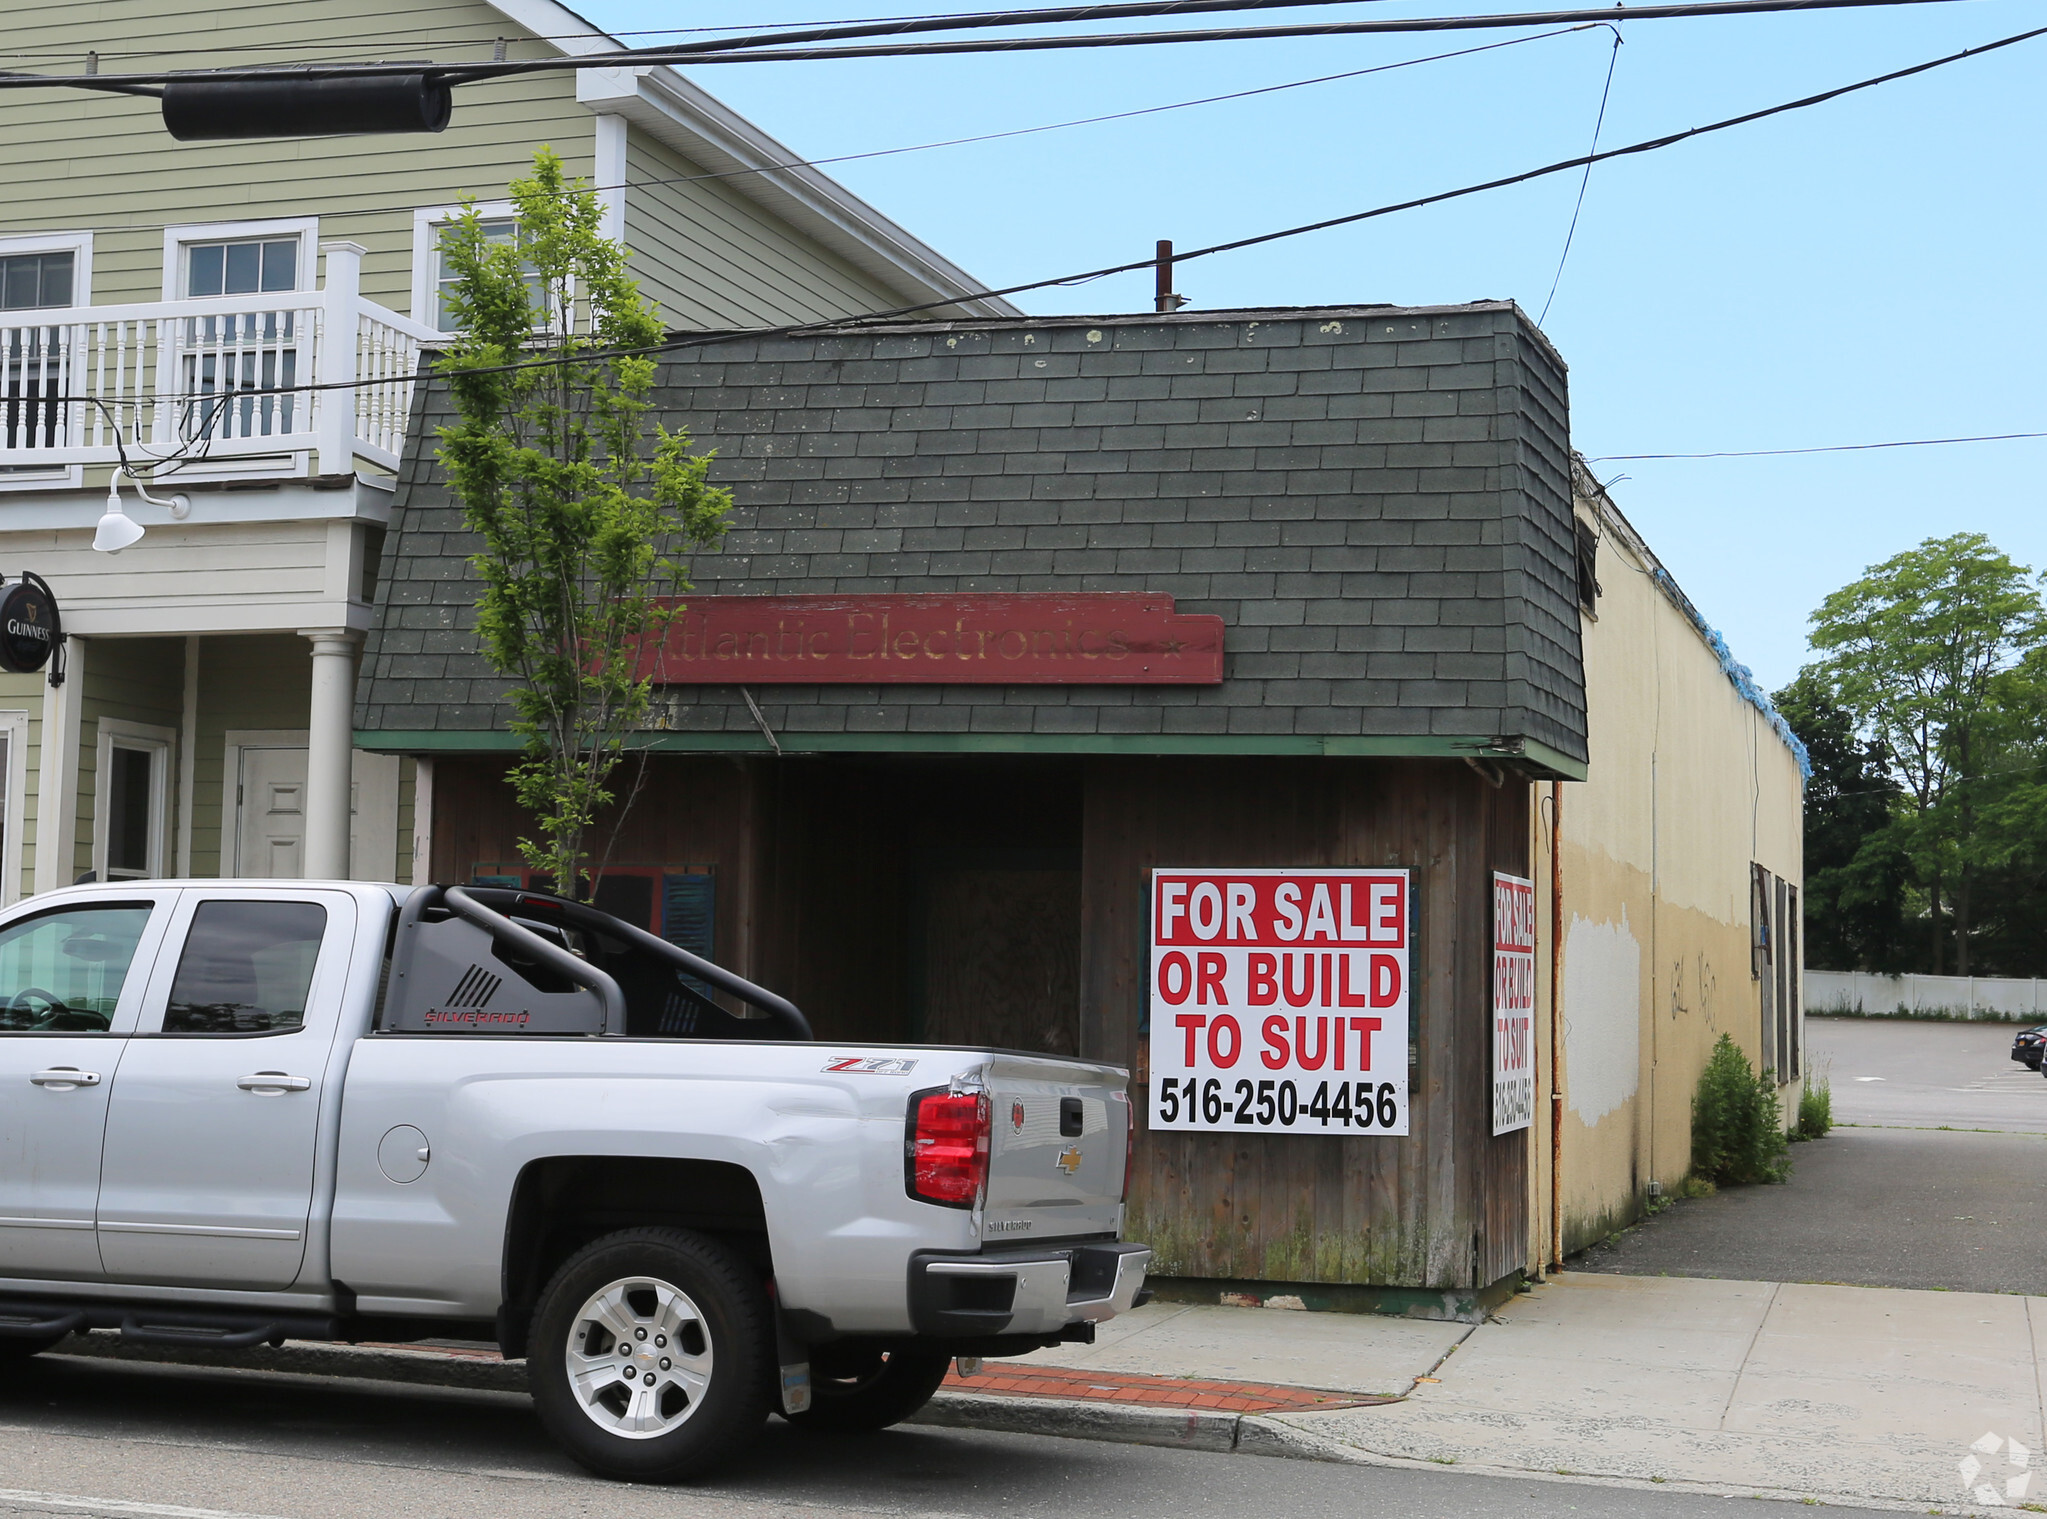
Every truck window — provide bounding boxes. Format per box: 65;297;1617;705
0;905;152;1033
163;900;327;1035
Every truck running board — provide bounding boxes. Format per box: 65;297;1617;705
0;1297;336;1349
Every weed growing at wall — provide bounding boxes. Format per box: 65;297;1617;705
1798;1066;1834;1140
1692;1034;1790;1184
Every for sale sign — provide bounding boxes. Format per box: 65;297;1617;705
1148;869;1410;1135
1492;872;1536;1136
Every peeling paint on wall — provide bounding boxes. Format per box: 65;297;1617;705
1564;907;1642;1126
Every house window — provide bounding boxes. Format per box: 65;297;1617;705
184;238;298;299
95;722;174;883
0;251;74;311
2;250;77;458
432;218;547;332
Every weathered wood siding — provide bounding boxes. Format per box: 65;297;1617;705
1079;756;1529;1290
428;749;1530;1289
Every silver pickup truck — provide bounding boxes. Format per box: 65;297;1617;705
0;880;1149;1480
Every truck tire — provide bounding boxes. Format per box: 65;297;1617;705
528;1227;773;1482
787;1345;954;1433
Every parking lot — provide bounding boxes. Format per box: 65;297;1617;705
1576;1016;2047;1292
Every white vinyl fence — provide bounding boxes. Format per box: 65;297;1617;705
1805;969;2047;1022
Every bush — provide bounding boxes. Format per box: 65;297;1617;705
1798;1066;1833;1140
1692;1033;1790;1185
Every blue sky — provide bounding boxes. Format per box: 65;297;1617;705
584;0;2047;691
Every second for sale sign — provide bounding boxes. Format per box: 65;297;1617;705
1148;868;1410;1135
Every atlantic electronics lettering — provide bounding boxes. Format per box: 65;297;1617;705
1148;868;1410;1135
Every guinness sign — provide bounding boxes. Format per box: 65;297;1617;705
0;575;59;677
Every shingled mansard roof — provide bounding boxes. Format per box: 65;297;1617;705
358;303;1589;777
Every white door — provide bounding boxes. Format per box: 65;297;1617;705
0;895;174;1280
236;747;399;881
94;888;354;1290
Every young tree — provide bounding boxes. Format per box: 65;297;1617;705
436;148;730;896
1806;533;2045;974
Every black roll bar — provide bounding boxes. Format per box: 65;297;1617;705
436;884;813;1041
440;885;630;1035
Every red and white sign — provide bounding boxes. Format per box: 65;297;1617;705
1147;869;1409;1135
1492;872;1536;1136
637;594;1224;684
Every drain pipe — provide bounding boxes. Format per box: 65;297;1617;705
1549;779;1564;1271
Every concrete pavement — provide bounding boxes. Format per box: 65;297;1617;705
47;1273;2043;1512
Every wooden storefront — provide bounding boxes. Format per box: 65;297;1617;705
362;304;1588;1304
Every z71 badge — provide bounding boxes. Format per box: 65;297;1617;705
821;1057;919;1075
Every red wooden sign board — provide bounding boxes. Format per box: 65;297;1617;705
637;594;1224;685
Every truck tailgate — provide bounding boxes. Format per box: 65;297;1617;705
978;1054;1129;1241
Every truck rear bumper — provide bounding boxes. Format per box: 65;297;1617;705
908;1240;1151;1338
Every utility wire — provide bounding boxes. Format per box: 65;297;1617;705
1537;24;1622;325
1592;431;2047;459
0;27;1595;236
0;0;1986;89
38;17;2047;408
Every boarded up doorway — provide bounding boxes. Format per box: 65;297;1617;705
916;850;1081;1056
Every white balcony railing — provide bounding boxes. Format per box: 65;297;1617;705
0;242;439;478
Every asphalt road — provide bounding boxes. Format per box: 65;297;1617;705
1809;1014;2047;1132
1578;1016;2047;1290
0;1353;1906;1519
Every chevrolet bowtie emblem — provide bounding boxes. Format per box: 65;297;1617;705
1055;1147;1083;1175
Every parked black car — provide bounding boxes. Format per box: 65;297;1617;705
2012;1026;2047;1069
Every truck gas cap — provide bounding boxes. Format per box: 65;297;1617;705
378;1125;431;1184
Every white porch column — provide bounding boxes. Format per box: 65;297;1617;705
300;628;361;880
32;635;86;895
316;241;366;479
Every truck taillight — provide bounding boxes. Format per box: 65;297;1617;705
907;1089;989;1208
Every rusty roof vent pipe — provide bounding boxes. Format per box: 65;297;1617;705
1154;240;1189;314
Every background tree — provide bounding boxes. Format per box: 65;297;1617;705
437;147;730;896
1802;533;2045;975
1772;673;1912;973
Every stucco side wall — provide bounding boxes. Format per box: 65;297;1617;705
1528;494;1804;1259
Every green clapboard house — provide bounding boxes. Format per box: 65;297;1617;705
0;0;1010;898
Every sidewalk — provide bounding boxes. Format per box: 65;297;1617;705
50;1273;2043;1513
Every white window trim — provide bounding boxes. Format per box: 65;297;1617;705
412;201;515;328
93;717;177;883
0;229;93;309
0;710;27;906
0;231;94;491
162;216;320;300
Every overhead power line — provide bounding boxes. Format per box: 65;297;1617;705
1592;431;2047;460
46;17;2047;410
0;27;1597;236
0;0;1986;90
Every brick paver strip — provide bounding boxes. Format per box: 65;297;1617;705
362;1343;1398;1413
943;1364;1400;1413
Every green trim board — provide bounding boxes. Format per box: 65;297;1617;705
356;728;1588;779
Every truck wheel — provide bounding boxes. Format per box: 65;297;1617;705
787;1344;954;1432
528;1228;773;1482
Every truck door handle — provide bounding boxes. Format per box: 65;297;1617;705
30;1067;101;1089
237;1072;312;1095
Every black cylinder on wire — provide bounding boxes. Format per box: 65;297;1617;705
161;73;452;140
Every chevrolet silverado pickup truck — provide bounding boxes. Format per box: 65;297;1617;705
0;880;1148;1480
